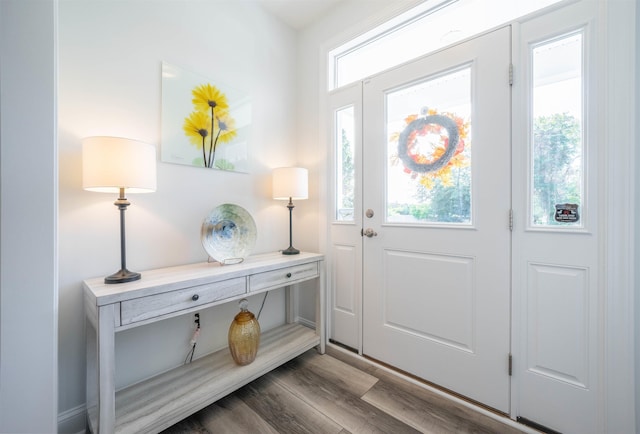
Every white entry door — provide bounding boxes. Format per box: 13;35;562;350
361;26;512;412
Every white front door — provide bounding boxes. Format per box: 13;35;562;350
361;26;512;412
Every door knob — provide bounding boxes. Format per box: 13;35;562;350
363;228;378;238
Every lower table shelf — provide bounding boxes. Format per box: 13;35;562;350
87;323;320;434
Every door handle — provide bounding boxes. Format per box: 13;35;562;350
363;228;378;238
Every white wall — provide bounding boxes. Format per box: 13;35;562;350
58;1;307;430
0;1;59;432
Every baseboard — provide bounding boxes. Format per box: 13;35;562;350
296;317;316;329
58;403;86;434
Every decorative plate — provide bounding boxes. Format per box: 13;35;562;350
201;204;257;264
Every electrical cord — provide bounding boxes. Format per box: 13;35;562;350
184;293;266;364
257;292;268;320
184;313;200;364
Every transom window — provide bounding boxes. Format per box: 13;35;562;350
328;0;562;90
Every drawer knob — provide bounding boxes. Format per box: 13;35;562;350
286;272;292;278
192;294;200;301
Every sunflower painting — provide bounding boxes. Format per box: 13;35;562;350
161;62;250;172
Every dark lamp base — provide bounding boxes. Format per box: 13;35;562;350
281;246;300;255
105;268;141;284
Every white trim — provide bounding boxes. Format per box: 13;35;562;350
296;316;316;330
600;0;636;432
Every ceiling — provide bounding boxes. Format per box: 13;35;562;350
256;0;346;29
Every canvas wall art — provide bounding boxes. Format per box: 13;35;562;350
161;62;251;172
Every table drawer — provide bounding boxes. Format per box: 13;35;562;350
249;262;318;292
121;277;246;325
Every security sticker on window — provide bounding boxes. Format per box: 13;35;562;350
555;203;579;223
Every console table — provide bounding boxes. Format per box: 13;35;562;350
84;251;325;434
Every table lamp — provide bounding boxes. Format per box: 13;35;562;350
272;167;308;255
82;136;157;284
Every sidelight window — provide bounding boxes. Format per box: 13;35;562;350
530;32;584;227
335;106;356;221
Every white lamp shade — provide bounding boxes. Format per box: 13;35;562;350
272;167;308;200
82;136;157;193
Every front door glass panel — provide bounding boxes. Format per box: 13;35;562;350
386;67;472;224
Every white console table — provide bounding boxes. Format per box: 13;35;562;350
84;251;325;434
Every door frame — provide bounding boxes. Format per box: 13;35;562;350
319;1;636;431
597;1;636;432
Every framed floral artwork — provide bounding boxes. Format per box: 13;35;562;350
161;62;251;172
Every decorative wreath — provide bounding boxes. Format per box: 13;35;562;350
397;114;460;174
390;109;470;189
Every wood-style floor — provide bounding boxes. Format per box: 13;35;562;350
161;346;531;434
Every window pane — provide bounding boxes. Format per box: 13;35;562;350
329;0;561;90
531;33;583;227
336;106;355;221
386;67;471;224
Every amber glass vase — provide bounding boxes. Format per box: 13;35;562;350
228;299;260;365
